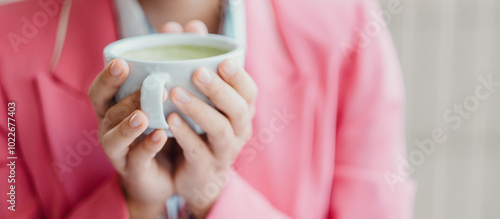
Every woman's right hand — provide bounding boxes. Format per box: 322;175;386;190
88;58;173;218
88;20;210;218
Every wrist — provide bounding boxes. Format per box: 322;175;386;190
188;201;214;219
182;169;232;218
127;198;164;219
184;187;219;219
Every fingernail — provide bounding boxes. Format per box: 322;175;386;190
174;88;191;103
197;68;213;84
162;87;168;102
110;59;124;76
185;20;208;35
151;131;162;142
223;60;237;75
164;22;183;33
193;20;208;34
171;115;182;127
129;112;142;128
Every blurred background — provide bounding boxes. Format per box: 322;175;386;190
378;0;500;218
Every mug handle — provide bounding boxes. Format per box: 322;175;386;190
141;73;171;129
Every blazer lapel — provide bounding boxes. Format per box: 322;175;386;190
50;0;118;95
34;0;118;203
36;66;114;203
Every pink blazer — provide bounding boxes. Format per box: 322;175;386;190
0;0;415;218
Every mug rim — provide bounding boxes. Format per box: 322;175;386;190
103;33;244;64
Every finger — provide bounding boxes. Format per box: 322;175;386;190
192;68;251;136
183;20;208;34
102;90;141;132
127;129;168;170
88;59;129;119
167;113;211;165
218;59;258;106
100;110;149;173
160;21;183;33
170;87;234;146
102;88;168;132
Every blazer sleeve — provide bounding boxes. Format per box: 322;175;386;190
329;1;416;218
0;164;128;219
206;170;290;219
65;174;129;219
0;83;129;219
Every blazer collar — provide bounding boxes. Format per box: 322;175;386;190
50;0;118;95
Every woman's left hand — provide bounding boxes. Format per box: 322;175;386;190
159;20;258;217
167;59;258;218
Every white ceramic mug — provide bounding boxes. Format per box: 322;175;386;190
103;33;245;136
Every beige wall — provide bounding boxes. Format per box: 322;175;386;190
377;0;500;218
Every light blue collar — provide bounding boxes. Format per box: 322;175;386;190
113;0;246;47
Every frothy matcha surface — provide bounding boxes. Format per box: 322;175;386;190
121;45;229;61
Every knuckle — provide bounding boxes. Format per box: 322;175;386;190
187;144;202;159
214;122;233;139
249;105;257;117
211;82;226;98
189;100;205;116
98;122;109;140
100;133;116;158
107;149;122;161
127;153;142;167
88;91;99;108
234;72;247;85
233;103;250;122
99;73;113;87
97;78;116;93
123;91;140;108
88;86;95;101
132;93;141;110
117;121;131;138
249;86;259;104
241;126;253;143
230;146;241;161
97;130;105;143
99;132;109;148
102;112;115;129
143;140;159;154
218;139;240;163
111;104;130;120
245;77;259;103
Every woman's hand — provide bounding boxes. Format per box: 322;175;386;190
88;20;211;219
88;59;173;219
167;60;258;217
160;20;259;218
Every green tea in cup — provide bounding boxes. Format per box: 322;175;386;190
121;45;230;61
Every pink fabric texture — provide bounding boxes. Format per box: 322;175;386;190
0;0;415;218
